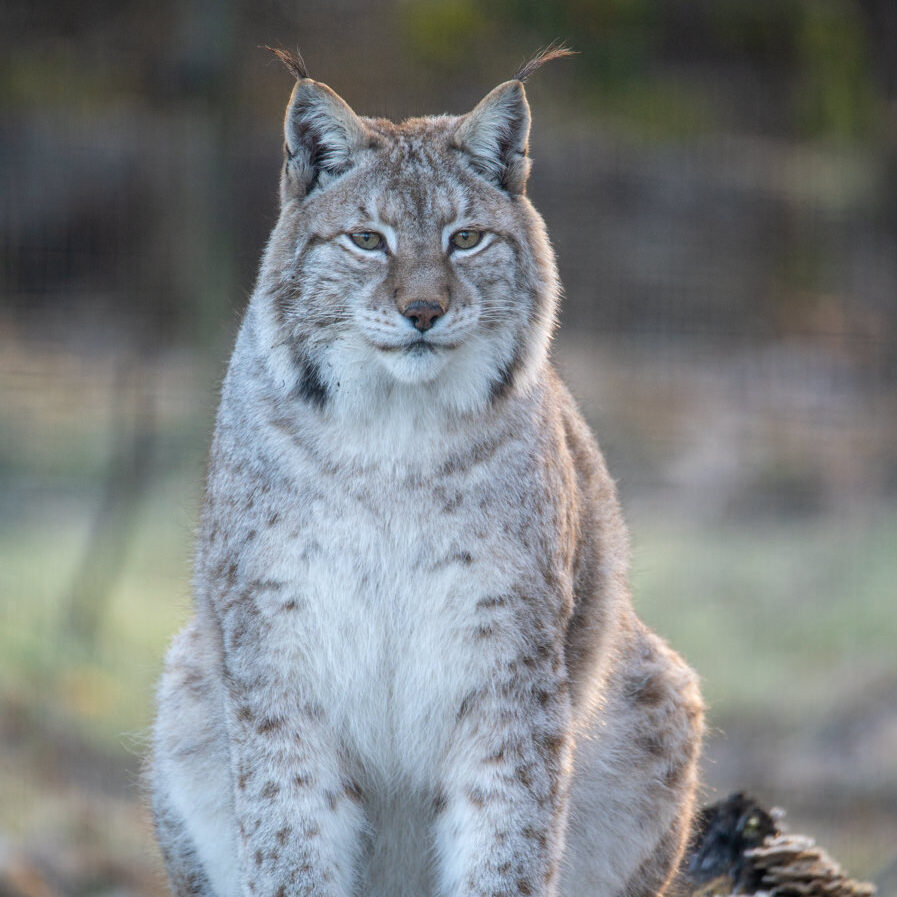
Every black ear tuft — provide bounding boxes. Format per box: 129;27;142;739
265;45;309;81
513;41;576;83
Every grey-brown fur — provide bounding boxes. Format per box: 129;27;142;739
151;54;703;897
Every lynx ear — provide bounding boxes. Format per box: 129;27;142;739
454;80;531;194
282;80;367;199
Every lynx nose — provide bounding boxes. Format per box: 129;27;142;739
402;300;444;332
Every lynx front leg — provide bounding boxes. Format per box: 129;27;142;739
222;614;365;897
434;651;572;897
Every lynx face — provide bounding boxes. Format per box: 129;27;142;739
258;79;559;417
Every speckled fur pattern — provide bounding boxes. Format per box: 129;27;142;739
151;65;703;897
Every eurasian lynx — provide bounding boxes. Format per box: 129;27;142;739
152;48;703;897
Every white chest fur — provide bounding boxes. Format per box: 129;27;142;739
219;416;531;792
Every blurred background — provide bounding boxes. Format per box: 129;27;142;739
2;1;895;894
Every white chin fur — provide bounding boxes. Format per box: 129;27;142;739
322;329;521;424
375;345;451;384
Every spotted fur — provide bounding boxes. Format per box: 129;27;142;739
151;62;703;897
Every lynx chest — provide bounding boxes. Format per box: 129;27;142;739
211;437;555;785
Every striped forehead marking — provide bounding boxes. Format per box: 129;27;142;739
369;143;465;227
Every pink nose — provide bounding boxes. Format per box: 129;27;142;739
402;301;444;332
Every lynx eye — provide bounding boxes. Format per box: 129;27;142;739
450;229;482;251
350;231;385;251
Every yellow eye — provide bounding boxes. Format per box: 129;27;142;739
451;229;482;251
350;231;385;251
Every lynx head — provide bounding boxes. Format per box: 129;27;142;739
255;48;571;420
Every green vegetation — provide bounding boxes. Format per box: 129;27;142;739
399;0;885;142
0;470;199;748
631;508;897;721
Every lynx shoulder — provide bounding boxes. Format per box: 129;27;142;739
152;49;703;897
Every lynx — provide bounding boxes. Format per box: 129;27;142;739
151;48;703;897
